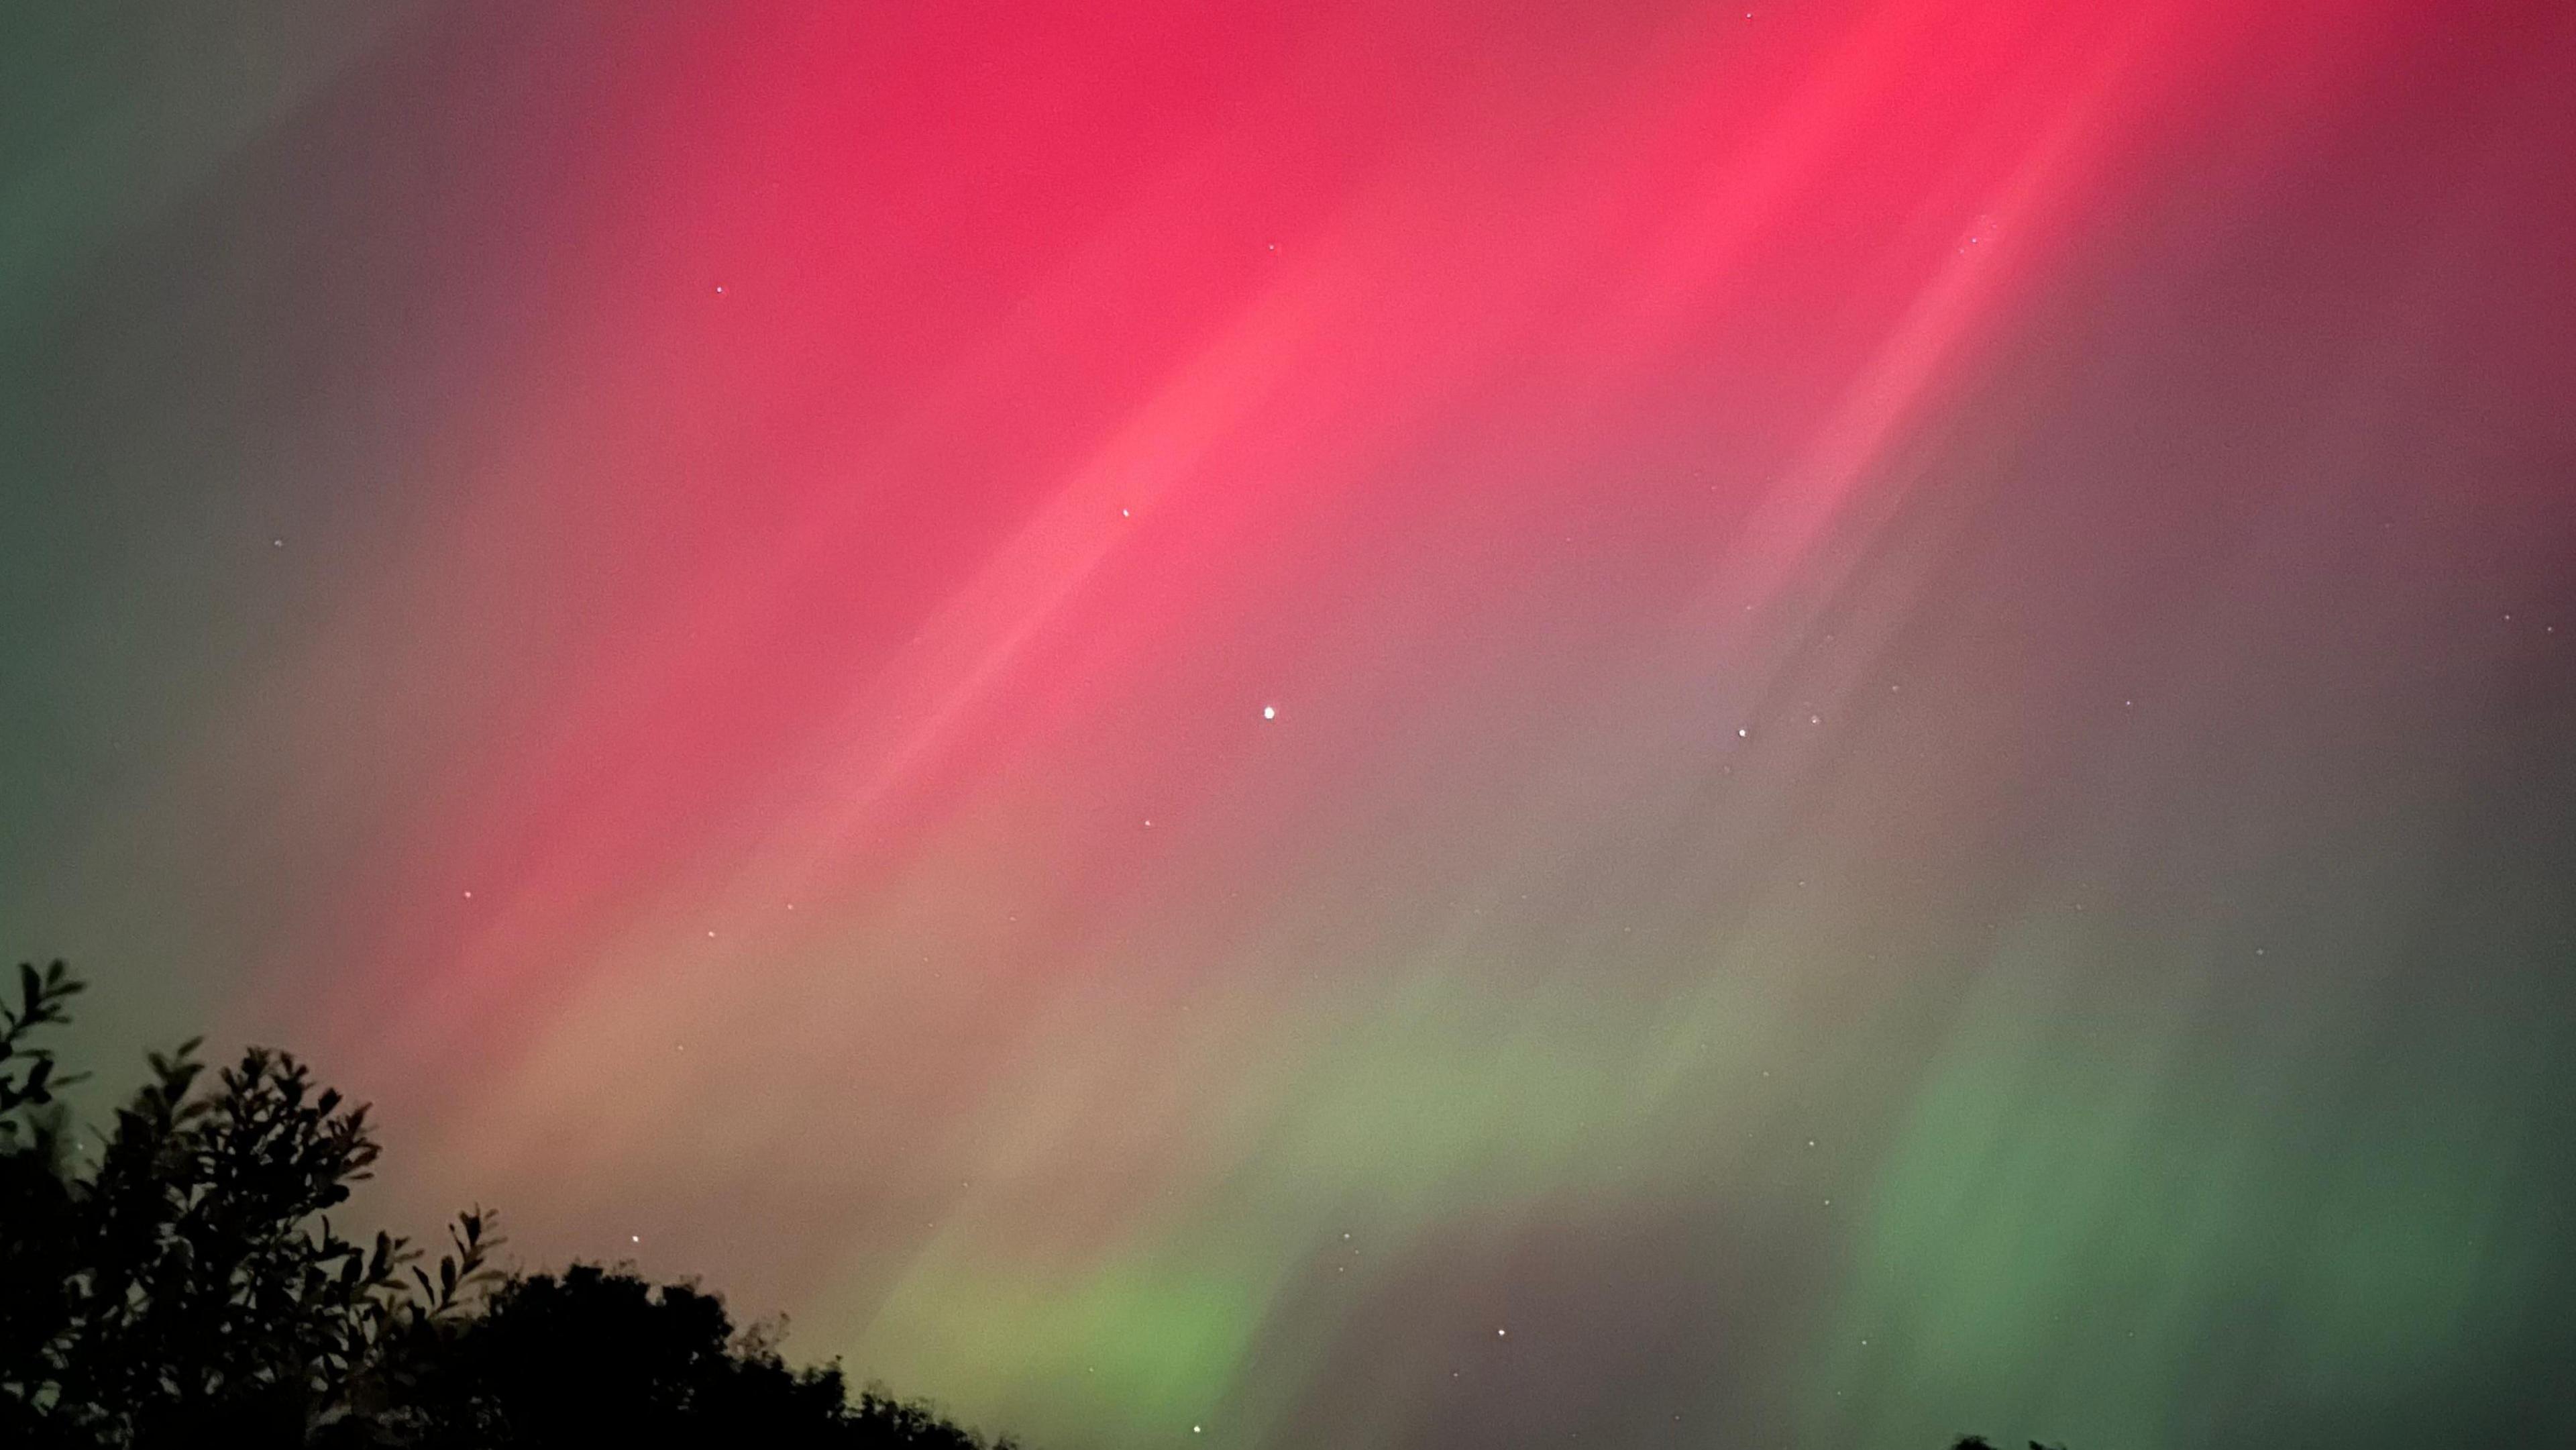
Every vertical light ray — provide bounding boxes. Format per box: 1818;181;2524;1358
7;3;2572;1448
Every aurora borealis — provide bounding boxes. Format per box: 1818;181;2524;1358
7;1;2576;1445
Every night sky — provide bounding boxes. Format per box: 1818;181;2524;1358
7;3;2576;1447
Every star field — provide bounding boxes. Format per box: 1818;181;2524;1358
5;4;2575;1449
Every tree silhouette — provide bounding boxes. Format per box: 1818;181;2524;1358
372;1263;1005;1449
9;958;2040;1448
1;961;1008;1449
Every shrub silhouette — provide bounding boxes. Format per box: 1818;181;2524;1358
372;1263;1003;1449
1;961;1008;1449
9;957;2039;1448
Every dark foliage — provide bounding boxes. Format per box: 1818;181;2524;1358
7;957;2052;1449
370;1263;1006;1449
1;962;1009;1449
